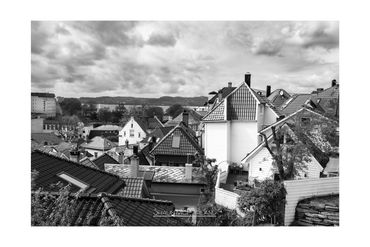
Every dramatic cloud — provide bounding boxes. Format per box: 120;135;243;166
31;21;339;97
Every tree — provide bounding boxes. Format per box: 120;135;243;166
97;108;113;123
145;107;164;120
59;98;82;116
238;179;286;225
260;109;338;181
165;104;184;118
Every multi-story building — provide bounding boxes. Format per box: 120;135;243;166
31;92;57;118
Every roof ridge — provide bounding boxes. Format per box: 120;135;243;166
32;150;124;181
95;192;174;204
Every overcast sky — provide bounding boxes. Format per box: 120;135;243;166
31;21;339;98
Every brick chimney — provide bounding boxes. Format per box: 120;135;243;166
130;155;140;178
182;110;189;127
217;90;222;102
228;82;232;88
245;73;251;87
185;163;192;182
331;79;337;87
266;85;271;97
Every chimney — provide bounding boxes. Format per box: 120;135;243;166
217;90;222;102
130;155;140;178
118;153;124;164
266;85;271;97
125;139;129;148
228;82;232;88
133;145;139;155
245;73;251;87
185;163;192;182
331;79;337;87
182;110;189;127
70;150;80;163
316;88;324;92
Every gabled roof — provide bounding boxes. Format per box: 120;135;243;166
79;157;99;169
278;94;312;116
80;136;117;151
147;116;164;129
267;89;291;108
32;192;189;226
141;126;174;143
150;122;203;156
117;177;146;198
31;133;63;145
323;158;339;174
91;153;119;170
207;86;236;105
106;164;207;185
93;125;123;131
315;84;339;99
202;81;276;122
165;110;202;127
31;150;125;194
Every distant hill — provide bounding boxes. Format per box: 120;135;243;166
79;96;208;106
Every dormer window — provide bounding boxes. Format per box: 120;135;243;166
57;172;89;191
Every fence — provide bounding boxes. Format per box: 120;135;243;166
215;166;241;210
283;177;339;226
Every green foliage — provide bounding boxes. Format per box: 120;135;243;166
196;200;253;226
97;108;113;123
192;154;218;202
165;104;184;118
238;180;286;225
145;107;164;120
60;98;82;116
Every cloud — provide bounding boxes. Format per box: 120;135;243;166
147;32;177;47
252;39;284;56
31;21;50;54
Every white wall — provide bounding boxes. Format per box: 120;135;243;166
264;106;278;126
119;117;147;145
215;187;240;210
230;121;258;163
283;177;339;225
247;147;275;181
204;122;229;169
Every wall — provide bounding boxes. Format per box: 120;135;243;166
204;122;228;169
31;118;44;133
119;118;146;145
215;187;240;210
247;147;274;181
31;96;56;117
283;177;339;226
229;121;258;163
264;106;278;126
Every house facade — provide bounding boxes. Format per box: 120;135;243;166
31;92;57;118
202;73;281;170
119;116;148;145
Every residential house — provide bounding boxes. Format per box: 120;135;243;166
165;110;202;132
33;192;189;226
80;136;117;159
31;92;57;118
149;122;203;167
88;124;122;142
105;160;207;209
91;153;120;170
146;115;164;131
202;73;281;170
119;116;148;145
267;88;291;108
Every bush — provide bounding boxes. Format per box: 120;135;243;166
238;180;286;225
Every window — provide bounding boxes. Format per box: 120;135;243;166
94;152;98;158
124;131;126;137
138;132;141;138
131;123;133;128
130;129;134;137
57;173;89;190
259;168;262;171
172;135;180;148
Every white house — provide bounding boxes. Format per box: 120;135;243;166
80;136;117;159
119;116;148;146
202;73;281;170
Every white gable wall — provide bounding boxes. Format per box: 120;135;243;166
264;106;278;126
204;122;229;171
119;117;147;145
229;121;258;163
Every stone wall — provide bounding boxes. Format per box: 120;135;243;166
294;195;339;226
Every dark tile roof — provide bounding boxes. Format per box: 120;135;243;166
267;89;291;108
31;133;63;145
207;86;236;104
31;150;125;194
33;192;189;226
150;123;203;157
137;144;151;166
141;126;174;143
147;116;164;129
31;92;55;98
81;136;117;151
165;110;202;127
80;157;99;169
106;164;207;185
117;177;146;198
92;153;119;170
279;94;312;116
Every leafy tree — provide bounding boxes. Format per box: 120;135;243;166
165;104;184;118
238;180;286;225
260;109;338;181
145;107;164;120
111;110;123;123
97;108;113;123
59;98;82;116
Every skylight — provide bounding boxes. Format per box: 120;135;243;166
57;173;89;190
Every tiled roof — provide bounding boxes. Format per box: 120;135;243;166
279;94;312;116
147;116;164;129
202;101;225;121
33;192;189;226
316;85;339;99
31;133;63;145
141;126;174;143
106;164;207;184
150;123;203;156
267;89;291;108
31;150;125;194
80;136;117;151
165;110;202;127
80;157;99;169
324;158;339;174
207;86;236;104
117;177;146;198
92;153;119;170
93;125;123;131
